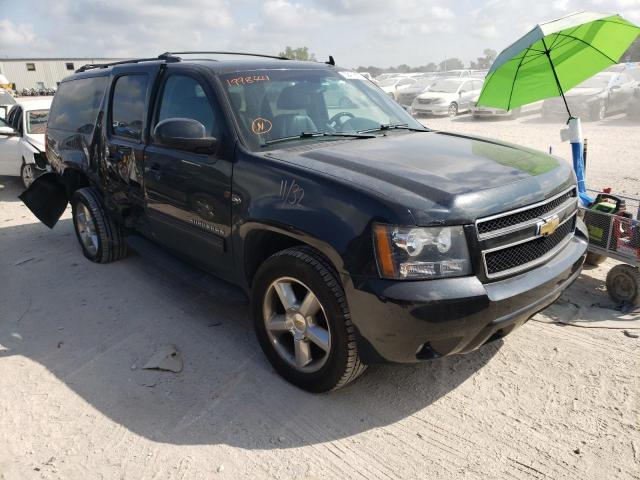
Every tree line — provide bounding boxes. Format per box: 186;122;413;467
278;41;640;75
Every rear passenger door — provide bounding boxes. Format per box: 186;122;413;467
143;69;234;277
103;65;161;215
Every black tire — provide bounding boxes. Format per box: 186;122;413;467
606;264;640;306
71;187;127;263
585;251;607;266
448;102;458;118
251;246;366;392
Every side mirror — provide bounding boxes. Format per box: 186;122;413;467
153;118;217;154
0;126;18;137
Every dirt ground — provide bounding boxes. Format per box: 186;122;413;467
0;111;639;479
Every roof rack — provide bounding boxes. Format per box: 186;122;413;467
75;51;289;73
158;51;289;61
75;55;180;73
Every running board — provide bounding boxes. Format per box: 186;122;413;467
125;235;246;302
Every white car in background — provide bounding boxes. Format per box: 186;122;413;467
471;95;543;119
0;97;52;188
378;76;417;100
0;89;16;119
411;78;483;117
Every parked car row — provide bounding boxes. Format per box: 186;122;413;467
376;63;640;122
0;97;51;187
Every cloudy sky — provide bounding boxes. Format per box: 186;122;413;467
1;0;639;68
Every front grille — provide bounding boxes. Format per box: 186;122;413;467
477;189;576;235
484;216;576;276
475;187;578;279
419;98;435;105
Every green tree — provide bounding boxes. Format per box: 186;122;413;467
278;46;317;61
470;49;497;69
438;57;464;71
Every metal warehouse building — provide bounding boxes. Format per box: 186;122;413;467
0;58;123;90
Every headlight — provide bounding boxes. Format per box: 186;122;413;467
373;224;472;279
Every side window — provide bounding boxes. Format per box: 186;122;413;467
111;74;148;140
48;76;108;133
156;75;219;138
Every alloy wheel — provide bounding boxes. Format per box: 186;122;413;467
262;277;331;373
21;164;35;188
75;203;99;256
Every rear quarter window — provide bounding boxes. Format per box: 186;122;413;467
48;76;108;133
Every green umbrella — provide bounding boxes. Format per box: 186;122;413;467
477;11;640;116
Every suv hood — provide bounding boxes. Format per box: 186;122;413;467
266;131;574;224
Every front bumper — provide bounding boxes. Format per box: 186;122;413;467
346;227;588;364
411;102;449;115
471;107;511;117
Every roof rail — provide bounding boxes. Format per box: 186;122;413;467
75;55;180;73
158;51;289;61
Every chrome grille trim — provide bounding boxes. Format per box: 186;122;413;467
478;196;577;240
481;212;577;279
476;186;577;238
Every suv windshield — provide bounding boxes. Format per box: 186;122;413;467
221;69;423;149
429;79;463;93
26;109;49;134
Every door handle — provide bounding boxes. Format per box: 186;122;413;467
147;163;162;180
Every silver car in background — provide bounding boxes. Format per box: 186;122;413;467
411;78;483;117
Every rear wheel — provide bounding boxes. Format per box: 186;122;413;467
448;102;458;118
606;264;640;306
252;246;366;392
71;187;127;263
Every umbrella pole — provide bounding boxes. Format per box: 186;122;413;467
541;38;590;204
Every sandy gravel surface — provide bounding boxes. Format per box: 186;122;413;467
0;113;639;479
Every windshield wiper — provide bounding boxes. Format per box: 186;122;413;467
357;124;429;134
262;131;377;147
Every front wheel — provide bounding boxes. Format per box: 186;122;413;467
251;246;366;392
448;102;458;118
20;162;38;189
71;187;127;263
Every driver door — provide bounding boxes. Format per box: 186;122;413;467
0;107;21;176
143;70;234;278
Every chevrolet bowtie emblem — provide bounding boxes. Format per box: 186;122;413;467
537;214;560;237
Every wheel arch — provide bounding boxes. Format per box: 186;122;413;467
241;222;345;291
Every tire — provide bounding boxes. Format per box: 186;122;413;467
251;246;366;392
20;161;38;189
71;187;127;263
585;251;607;266
606;264;640;306
448;102;458;118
